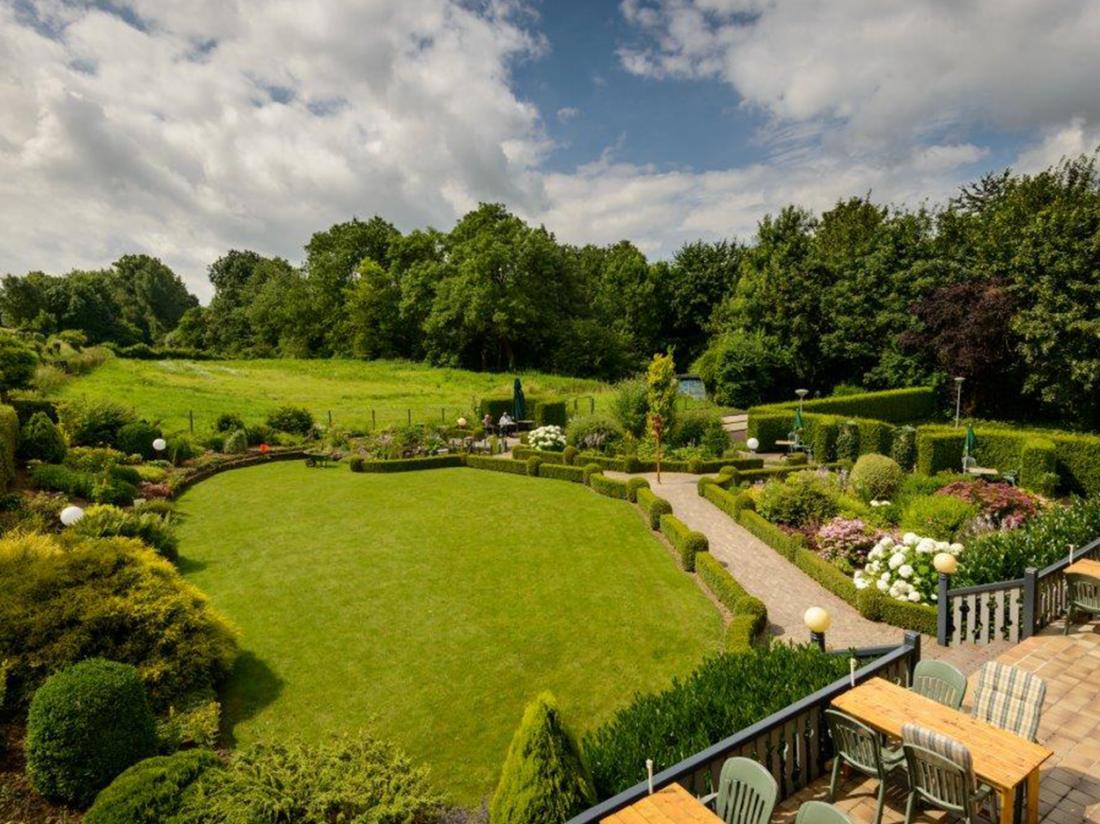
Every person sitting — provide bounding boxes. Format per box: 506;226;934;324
498;412;515;436
482;413;494;434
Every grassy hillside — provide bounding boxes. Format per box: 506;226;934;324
49;357;612;433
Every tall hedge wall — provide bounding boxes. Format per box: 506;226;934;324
0;404;19;491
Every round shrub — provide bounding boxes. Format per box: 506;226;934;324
266;406;314;435
222;428;248;455
566;414;623;453
26;659;157;807
757;471;841;528
850;453;904;501
19;411;67;463
214;413;245;433
84;749;221;824
115;421;163;460
900;496;979;541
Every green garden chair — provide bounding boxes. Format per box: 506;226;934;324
795;800;852;824
901;723;993;824
824;709;905;824
700;757;778;824
1064;572;1100;634
910;660;967;710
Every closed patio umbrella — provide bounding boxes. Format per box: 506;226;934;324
513;378;526;420
792;407;804;431
963;423;977;460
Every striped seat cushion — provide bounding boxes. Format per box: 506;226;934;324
971;661;1046;742
902;723;976;791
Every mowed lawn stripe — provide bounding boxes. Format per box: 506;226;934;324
176;464;722;804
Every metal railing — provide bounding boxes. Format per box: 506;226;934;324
567;632;921;824
936;536;1100;646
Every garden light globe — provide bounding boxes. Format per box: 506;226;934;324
933;552;958;575
152;437;167;452
746;437;759;452
60;505;85;527
803;606;831;634
457;417;468;428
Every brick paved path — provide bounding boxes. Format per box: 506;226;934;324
610;471;1008;672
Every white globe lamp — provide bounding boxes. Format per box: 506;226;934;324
60;505;85;527
152;437;167;452
746;437;759;453
933;552;958;576
804;606;831;650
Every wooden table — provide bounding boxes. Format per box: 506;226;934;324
602;784;722;823
1066;558;1100;578
833;678;1051;824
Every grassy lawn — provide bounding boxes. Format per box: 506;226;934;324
176;463;722;804
51;358;612;433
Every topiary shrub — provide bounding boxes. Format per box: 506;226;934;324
0;532;237;710
222;428;248;455
70;504;178;562
19;411;67;464
850;453;904;501
756;471;841;528
900;496;979;541
173;734;444;822
891;426;917;471
214;413;245;433
562;445;578;465
115;421;163;460
84;749;221;824
490;692;595;824
26;658;158;807
266;406;314;435
582;463;601;485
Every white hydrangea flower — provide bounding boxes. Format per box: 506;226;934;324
908;591;922;603
877;579;888;592
880;571;891;582
916;538;936;554
899;564;914;579
902;532;919;546
950;543;964;554
888;552;905;569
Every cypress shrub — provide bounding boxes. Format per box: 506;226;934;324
19;411;67;464
84;749;221;824
891;425;917;471
0;404;19;491
26;659;158;807
490;692;595;824
70;504;178;562
223;429;248;455
115;421;162;460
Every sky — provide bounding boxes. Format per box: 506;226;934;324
2;0;1099;301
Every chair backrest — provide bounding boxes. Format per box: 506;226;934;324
902;723;977;811
911;660;967;710
714;757;779;824
971;660;1046;741
1068;573;1100;610
824;709;882;775
795;800;853;824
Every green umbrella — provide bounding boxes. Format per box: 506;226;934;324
964;424;977;458
792;407;804;431
513;378;526;420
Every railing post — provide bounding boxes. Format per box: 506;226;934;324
936;573;951;646
1022;567;1038;639
904;630;921;684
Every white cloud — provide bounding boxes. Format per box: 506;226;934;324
556;106;580;123
1014;118;1100;174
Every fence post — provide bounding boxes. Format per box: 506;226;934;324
407;409;411;426
1021;567;1038;639
328;410;332;427
590;397;595;414
936;573;951;646
189;410;194;433
371;409;376;430
905;631;921;685
441;407;445;423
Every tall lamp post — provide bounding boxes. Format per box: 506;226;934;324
795;388;809;416
954;377;965;428
804;606;831;651
934;552;958;645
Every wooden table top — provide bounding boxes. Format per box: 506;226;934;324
832;678;1052;791
603;784;723;824
1066;558;1100;578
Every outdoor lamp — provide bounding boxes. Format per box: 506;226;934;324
804;606;831;650
60;505;85;527
152;437;167;452
746;437;759;453
954;376;965;427
456;417;468;428
933;552;958;576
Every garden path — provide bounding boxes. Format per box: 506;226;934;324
607;471;1008;672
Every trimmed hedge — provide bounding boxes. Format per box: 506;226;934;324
356;455;466;473
539;463;586;483
701;482;752;519
0;403;18;491
589;473;630;499
635;487;672;529
576;454;763;475
659;514;708;571
625;477;649;502
479;396;569;428
511;446;568;465
754;387;938;422
916;424;1090;496
725;614;760;654
466;455;529;475
534;399;569;428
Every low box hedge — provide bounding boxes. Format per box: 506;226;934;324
659;514;708;571
700;483;753;519
625;477;649;502
635;488;672;529
589;473;629;500
725;614;760;654
466;455;529;475
538;463;586;483
511;447;568;465
357;455;466;473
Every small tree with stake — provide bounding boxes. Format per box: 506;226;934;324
646;352;678;484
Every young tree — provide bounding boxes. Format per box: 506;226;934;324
490;692;594;824
646;351;678;434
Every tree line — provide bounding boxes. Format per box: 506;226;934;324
2;155;1099;428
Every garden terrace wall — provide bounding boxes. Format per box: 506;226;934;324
568;633;922;824
916;424;1099;496
169;448;308;496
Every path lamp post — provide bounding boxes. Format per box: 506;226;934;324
934;552;958;645
954;377;965;428
804;606;831;651
795;388;809;416
60;505;85;527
